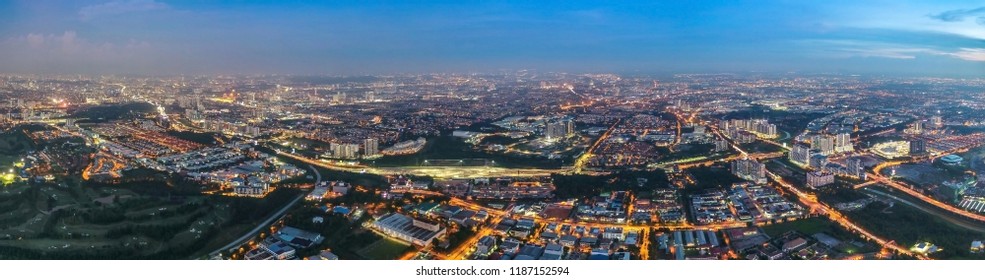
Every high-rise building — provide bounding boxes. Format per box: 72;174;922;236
714;139;729;152
545;119;574;140
806;171;835;188
330;143;360;159
847;157;867;180
723;119;778;138
809;154;828;170
364;138;379;157
834;133;854;153
789;144;811;166
731;159;767;184
931;116;943;128
565;119;575;136
909;140;927;155
195;96;204;111
913;121;924;133
811;135;835;155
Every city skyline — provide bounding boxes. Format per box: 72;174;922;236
1;0;983;76
4;0;985;265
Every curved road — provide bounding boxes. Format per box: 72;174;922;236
862;188;985;233
205;165;319;258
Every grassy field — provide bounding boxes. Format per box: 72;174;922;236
357;238;410;260
739;141;784;153
761;217;836;237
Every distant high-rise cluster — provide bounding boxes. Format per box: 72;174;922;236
811;135;836;155
330;143;360;159
722;119;778;139
545;118;575;140
809;133;852;155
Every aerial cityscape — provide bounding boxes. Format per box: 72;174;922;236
1;1;984;262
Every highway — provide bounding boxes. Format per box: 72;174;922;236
868;172;985;223
861;188;985;233
766;170;921;258
710;122;923;259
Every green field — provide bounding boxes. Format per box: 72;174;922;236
761;217;837;237
356;237;410;260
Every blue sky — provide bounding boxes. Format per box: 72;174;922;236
1;0;983;76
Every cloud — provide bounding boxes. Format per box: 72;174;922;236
928;7;985;24
803;39;985;62
79;0;168;20
950;48;985;61
0;31;156;74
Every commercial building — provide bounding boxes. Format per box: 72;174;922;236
275;226;325;249
940;154;964;166
371;213;446;246
872;141;910;159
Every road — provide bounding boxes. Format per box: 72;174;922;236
207;192;303;258
711;124;922;259
309;164;322;184
573;118;621;174
765;170;922;259
861;188;985;233
868;172;985;224
206;165;319;258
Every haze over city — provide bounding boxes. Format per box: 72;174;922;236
1;0;984;76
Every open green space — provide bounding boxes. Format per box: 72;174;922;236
69;102;156;123
552;170;670;199
0;173;305;259
845;200;985;259
357;237;411;260
684;164;744;194
761;217;837;237
739;141;784;153
166;131;226;145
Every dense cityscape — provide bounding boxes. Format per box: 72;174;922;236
0;72;984;260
